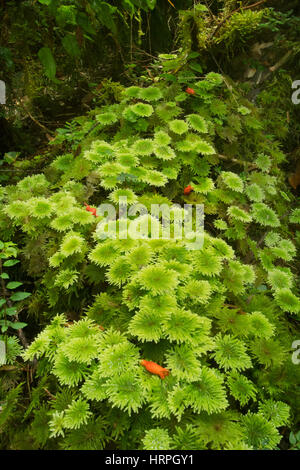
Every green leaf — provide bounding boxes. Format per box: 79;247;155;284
145;0;156;10
10;292;31;301
189;62;203;73
3;247;17;257
4;152;19;163
0;299;6;308
6;307;17;316
62;35;81;58
122;0;135;16
0;241;4;250
0;273;9;279
91;1;117;34
289;432;296;445
3;260;20;267
188;52;200;59
76;12;96;35
238;106;251;115
280;191;290;202
11;322;27;330
160;73;177;82
38;47;59;82
38;0;52;4
6;282;23;290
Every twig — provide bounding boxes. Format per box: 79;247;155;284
167;0;175;7
269;50;293;73
23;105;53;138
43;388;56;400
0;365;27;371
217;153;257;170
26;364;31;398
224;303;247;315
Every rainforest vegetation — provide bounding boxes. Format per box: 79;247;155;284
0;0;299;451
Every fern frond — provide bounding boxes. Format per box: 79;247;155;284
227;205;252;223
142;428;171;450
50;214;74;232
193;178;214;194
267;268;293;290
109;188;138;205
99;342;140;377
142;169;168;186
60;232;85;257
250;338;286;367
186;114;208;133
258;400;290;427
139;293;177;316
29;197;54;218
251;203;280;227
88;241;120;267
242;412;281;449
185;367;228;414
130;103;154;117
81;369;107;401
105;372;146;415
61;418;107;450
227;371;257;406
165;344;202;382
193;411;243;447
274;288;300;314
139;87;163;102
249;312;275;338
194;249;223;276
211;238;235;259
4;201;30;219
221;172;244;192
96;112;118;126
132;139;155;156
154;145;176;160
154;131;171;146
54;269;79;289
137;265;179;294
245;183;264;202
182;279;212;304
212;334;252;371
49;411;66;438
128;309;166;342
255;154;271;172
62;336;101;364
169;119;189;135
289;208;300;224
53;353;88;386
63;399;92;430
105;258;133;286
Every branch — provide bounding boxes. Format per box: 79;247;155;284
167;0;175;7
269;50;293;73
43;388;56;400
21;104;53;140
217;153;257;170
